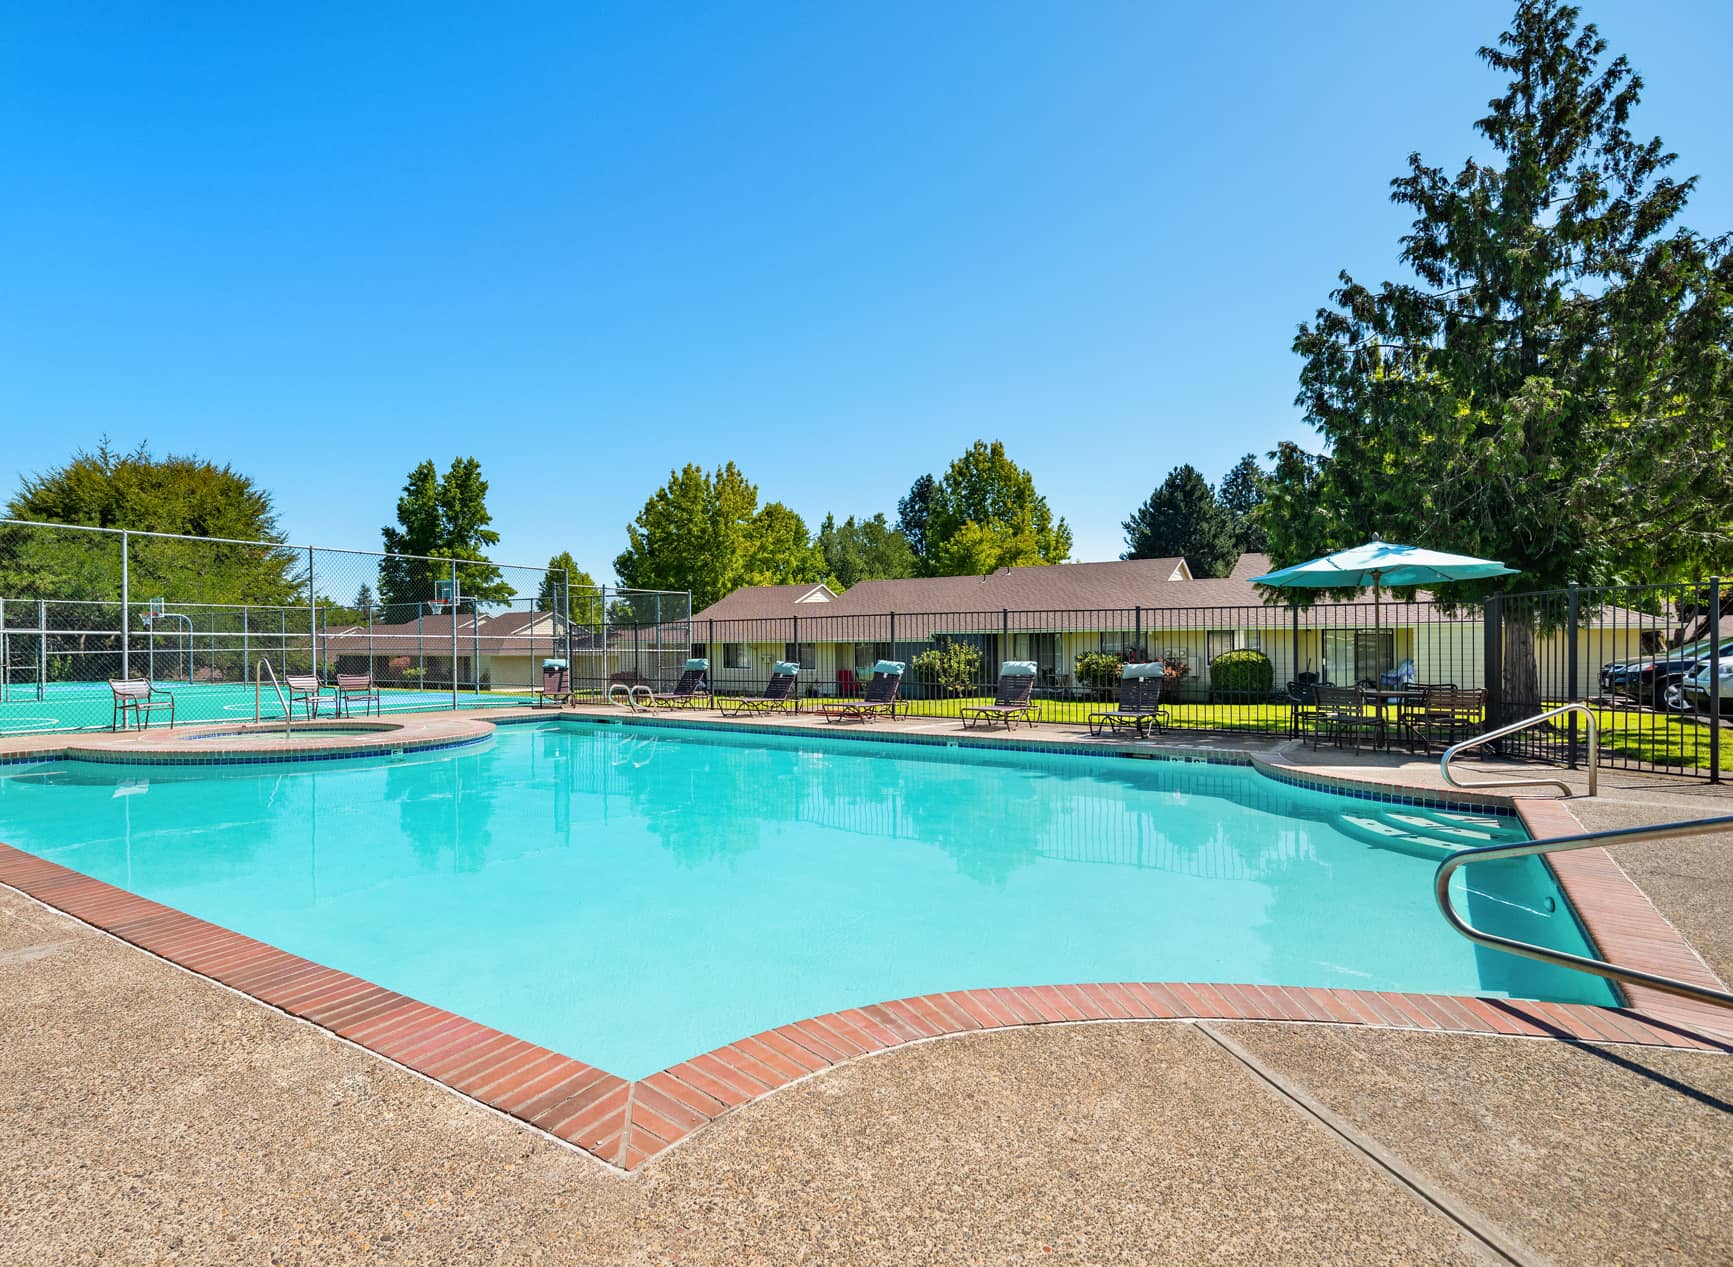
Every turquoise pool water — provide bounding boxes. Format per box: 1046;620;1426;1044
0;722;1614;1078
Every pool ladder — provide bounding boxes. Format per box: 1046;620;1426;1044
1435;814;1733;1011
254;658;292;736
1440;701;1598;798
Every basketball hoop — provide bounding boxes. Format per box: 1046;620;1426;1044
430;580;458;615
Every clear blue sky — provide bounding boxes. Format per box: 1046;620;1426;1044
3;1;1729;576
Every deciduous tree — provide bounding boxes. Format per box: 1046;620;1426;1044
536;551;603;625
925;441;1070;576
613;462;759;610
379;457;514;610
815;512;917;590
1;441;300;604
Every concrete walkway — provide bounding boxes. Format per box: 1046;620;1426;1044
3;880;1729;1266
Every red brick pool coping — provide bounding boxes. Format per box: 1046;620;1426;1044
2;723;1729;1172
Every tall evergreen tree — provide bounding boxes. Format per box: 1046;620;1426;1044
1271;0;1732;593
1270;0;1733;716
1217;454;1270;554
1121;464;1238;578
896;474;937;571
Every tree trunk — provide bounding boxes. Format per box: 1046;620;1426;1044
1500;617;1542;727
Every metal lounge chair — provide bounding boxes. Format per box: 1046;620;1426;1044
283;673;323;720
960;661;1040;730
1088;662;1167;737
109;678;175;731
651;658;711;710
717;662;799;715
334;672;381;717
534;659;573;709
820;660;905;723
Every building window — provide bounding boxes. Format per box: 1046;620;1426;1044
723;643;748;669
784;642;816;670
690;642;707;659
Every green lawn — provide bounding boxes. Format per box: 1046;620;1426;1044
784;692;1731;774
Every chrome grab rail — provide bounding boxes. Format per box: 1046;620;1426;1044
1436;816;1733;1010
255;658;292;735
1441;701;1598;797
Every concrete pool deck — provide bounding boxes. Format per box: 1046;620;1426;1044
2;705;1730;1263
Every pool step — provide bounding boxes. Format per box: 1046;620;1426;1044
1338;808;1526;860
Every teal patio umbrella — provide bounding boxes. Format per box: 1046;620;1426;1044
1251;536;1519;686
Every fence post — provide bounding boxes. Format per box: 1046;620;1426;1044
792;614;800;712
450;559;460;709
472;596;480;695
1483;593;1503;737
242;605;250;683
1566;581;1580;769
1711;577;1722;785
120;530;130;679
307;546;317;682
36;598;48;702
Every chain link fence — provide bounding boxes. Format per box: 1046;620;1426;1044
0;520;688;734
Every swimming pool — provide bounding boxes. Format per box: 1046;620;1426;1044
0;721;1614;1079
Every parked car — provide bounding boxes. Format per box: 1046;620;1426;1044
1600;637;1733;708
1674;657;1733;716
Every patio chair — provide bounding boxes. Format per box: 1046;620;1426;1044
717;662;799;715
651;658;711;710
1310;684;1381;753
819;660;905;723
109;678;175;731
283;673;323;720
1088;663;1167;737
534;659;573;708
960;661;1040;731
1401;686;1487;754
333;672;381;718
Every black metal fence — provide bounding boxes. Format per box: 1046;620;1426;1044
1485;581;1725;779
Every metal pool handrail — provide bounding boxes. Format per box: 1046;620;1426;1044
1441;701;1598;797
255;658;291;736
1434;815;1733;1010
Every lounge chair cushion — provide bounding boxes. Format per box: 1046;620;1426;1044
999;661;1038;676
684;658;709;671
1121;662;1164;679
872;660;905;675
773;661;801;676
542;658;568;669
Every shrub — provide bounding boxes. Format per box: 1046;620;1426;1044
1073;651;1123;690
911;639;983;696
1209;648;1274;696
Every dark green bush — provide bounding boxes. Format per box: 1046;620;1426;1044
1073;651;1123;690
1208;648;1274;695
